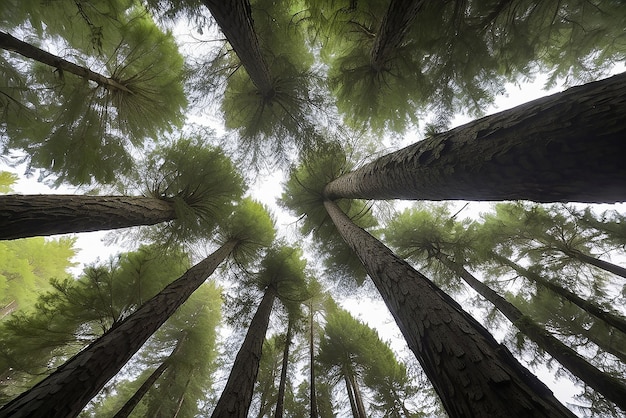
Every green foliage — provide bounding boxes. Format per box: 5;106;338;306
257;245;309;301
280;144;377;283
0;171;17;193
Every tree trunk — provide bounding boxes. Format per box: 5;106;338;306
323;199;575;417
344;373;359;418
435;252;626;412
348;372;367;418
493;253;626;335
562;247;626;279
201;0;274;96
0;240;237;418
0;194;177;240
324;72;626;203
370;0;424;71
309;303;319;418
275;317;293;418
0;31;132;93
211;286;277;418
113;363;170;418
564;319;626;365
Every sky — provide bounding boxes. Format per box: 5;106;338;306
2;54;625;416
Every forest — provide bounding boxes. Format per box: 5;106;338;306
0;0;625;417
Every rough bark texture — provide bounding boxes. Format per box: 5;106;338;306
0;195;177;240
274;317;293;418
112;362;170;418
211;286;277;418
494;253;626;335
324;72;626;203
0;241;236;418
323;200;575;417
563;248;626;279
370;0;424;70
202;0;274;96
437;253;626;411
0;31;132;93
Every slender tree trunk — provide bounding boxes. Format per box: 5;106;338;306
370;0;424;71
201;0;274;96
323;199;575;417
344;373;359;418
0;300;18;318
211;286;277;418
493;253;626;334
0;195;177;240
0;31;132;93
275;317;293;418
171;377;191;418
0;240;237;418
562;247;626;279
565;320;626;365
324;72;626;203
348;372;367;418
435;252;626;412
112;363;170;418
309;304;319;418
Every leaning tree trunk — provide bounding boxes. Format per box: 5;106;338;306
201;0;274;96
0;31;132;93
275;316;293;418
370;0;424;71
0;195;177;240
561;247;626;279
435;252;626;412
211;286;277;418
492;253;626;334
112;363;170;418
324;72;626;203
0;240;237;418
323;199;575;417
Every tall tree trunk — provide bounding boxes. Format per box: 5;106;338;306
561;247;626;279
0;31;132;93
348;372;367;418
201;0;274;96
0;195;177;240
113;363;170;418
323;199;575;417
324;72;626;203
370;0;424;71
493;253;626;334
275;317;293;418
435;252;626;412
309;303;319;418
565;319;626;365
344;373;359;418
0;240;237;418
211;286;277;418
171;377;191;418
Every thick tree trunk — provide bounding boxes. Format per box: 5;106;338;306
323;200;575;417
344;373;359;418
274;317;293;418
370;0;424;71
112;363;170;418
0;195;177;240
493;253;626;335
201;0;274;96
562;247;626;279
324;72;626;203
0;31;132;93
0;240;236;418
309;304;319;418
211;286;277;418
435;252;626;412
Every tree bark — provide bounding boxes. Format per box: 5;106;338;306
435;252;626;412
344;373;359;418
0;240;237;418
201;0;274;96
211;286;277;418
323;199;575;417
274;317;293;418
0;195;177;240
0;31;133;93
493;253;626;335
348;372;367;418
562;247;626;279
370;0;424;71
309;303;319;418
112;363;169;418
324;72;626;203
